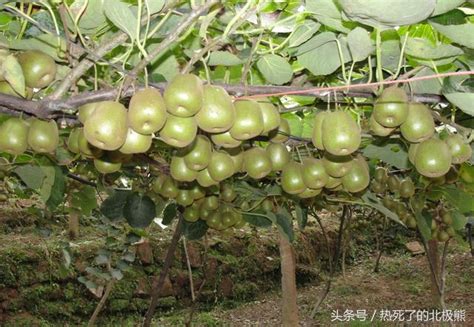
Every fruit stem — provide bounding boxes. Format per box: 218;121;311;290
17;2;33;40
375;28;383;91
367;55;373;84
294;145;303;163
335;39;348;83
393;33;408;79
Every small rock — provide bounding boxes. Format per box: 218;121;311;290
135;277;150;296
184;242;202;268
137;240;153;265
405;241;425;254
150;275;174;298
219;276;234;298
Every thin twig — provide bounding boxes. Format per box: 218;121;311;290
47;0;182;100
185;235;209;327
88;262;116;327
0;84;448;116
334;205;348;270
373;214;387;273
439;239;450;311
236;70;474;100
122;1;218;92
87;279;115;327
310;209;333;318
183;238;195;301
143;215;183;327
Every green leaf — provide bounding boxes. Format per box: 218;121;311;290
162;202;177;225
444;93;474;116
361;192;403;225
430;9;466;25
452;210;468;231
111;269;124;280
123;193;156;229
14;164;45;189
295;202;308;230
380;30;401;72
1;55;25;97
306;0;350;33
414;209;432;241
104;0;137;41
46;166;65;211
432;0;465;16
407;67;443;95
274;207;295;242
243;212;272;227
39;165;55;203
301;112;315;139
429;185;474;213
256;54;293;85
183;220;208;240
71;186;97;216
70;0;107;34
306;0;341;19
430;22;474;49
95;253;109;265
298;36;351;76
295;32;336;56
281;112;303;137
100;190;130;222
145;0;165;14
6;34;66;61
362;141;409;169
339;0;436;29
233;181;267;198
289;21;320;48
347;27;373;62
208;51;244;66
405;37;463;59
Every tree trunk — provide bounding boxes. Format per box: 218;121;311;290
427;239;441;307
69;209;80;240
143;216;183;327
279;233;299;326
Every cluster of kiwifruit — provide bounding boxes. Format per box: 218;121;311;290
152;177;246;230
370;86;472;178
0;181;9;202
302;109;369;195
371;167;417;228
65;73;371;197
0;50;60;156
430;208;456;242
373;167;455;241
65;74;293;178
0;49;57;96
0;117;59;155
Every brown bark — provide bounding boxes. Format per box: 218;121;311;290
427;239;442;307
279;233;299;327
69;210;80;240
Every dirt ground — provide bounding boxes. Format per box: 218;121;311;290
209;249;473;326
1;202;473;327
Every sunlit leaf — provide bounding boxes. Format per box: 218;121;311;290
208;51;244;66
339;0;436;28
289;21;320;48
347;27;373;62
256;54;293;85
1;55;25;97
104;0;137;41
